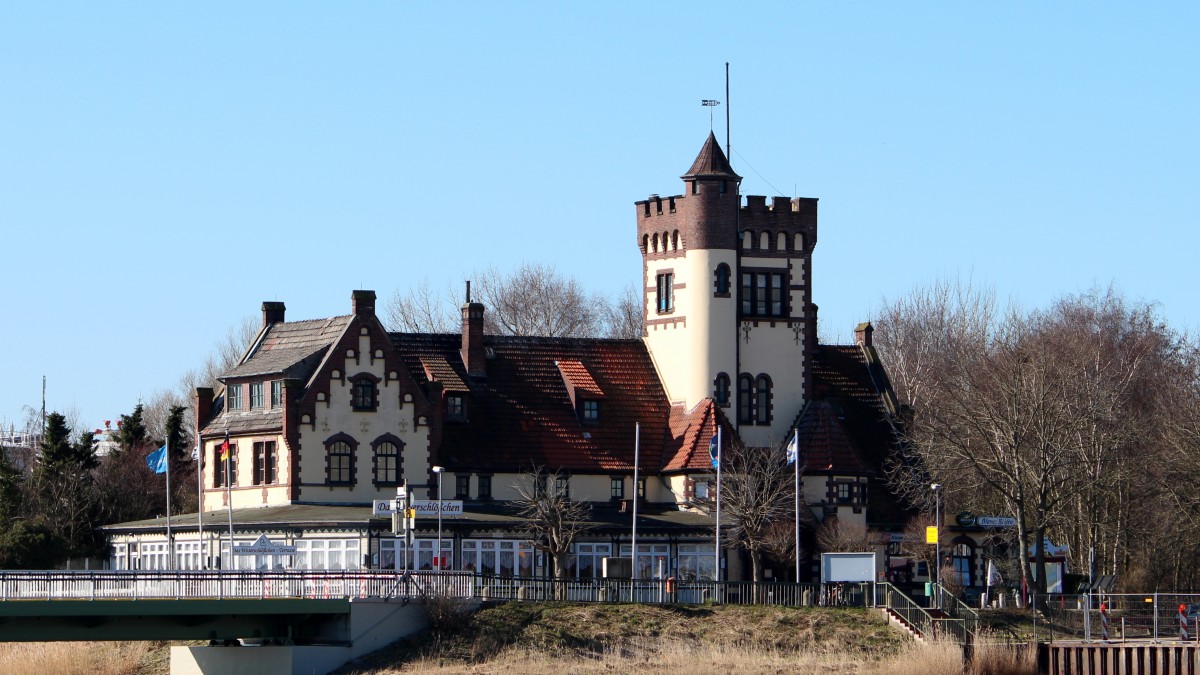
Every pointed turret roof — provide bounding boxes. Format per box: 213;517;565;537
682;132;741;180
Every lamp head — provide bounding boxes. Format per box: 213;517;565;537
930;483;941;491
432;466;445;473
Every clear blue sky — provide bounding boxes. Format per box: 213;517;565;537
2;3;1197;433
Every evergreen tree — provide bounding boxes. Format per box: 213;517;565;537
0;448;24;523
164;405;188;463
113;404;149;454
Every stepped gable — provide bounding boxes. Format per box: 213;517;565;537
391;333;670;473
662;399;724;472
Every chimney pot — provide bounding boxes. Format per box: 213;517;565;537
352;290;376;318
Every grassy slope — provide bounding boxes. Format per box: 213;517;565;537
337;602;912;673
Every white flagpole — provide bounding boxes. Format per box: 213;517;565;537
166;435;172;570
225;430;234;569
715;426;722;583
631;423;640;579
196;426;204;569
793;427;800;583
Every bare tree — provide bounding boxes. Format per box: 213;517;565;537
713;439;795;583
476;263;607;338
385;277;460;333
816;519;882;553
602;283;644;339
512;466;593;581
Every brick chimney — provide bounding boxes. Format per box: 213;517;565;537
352;290;376;318
460;281;486;377
262;301;286;327
854;322;874;348
195;387;214;433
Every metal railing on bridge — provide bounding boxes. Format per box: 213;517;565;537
0;571;885;609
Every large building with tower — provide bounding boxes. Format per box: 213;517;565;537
102;134;913;583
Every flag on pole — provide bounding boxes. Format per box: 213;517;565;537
220;432;230;461
786;433;798;465
709;433;720;468
146;444;168;474
987;559;1003;587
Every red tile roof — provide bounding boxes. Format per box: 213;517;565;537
663;399;726;471
392;334;671;474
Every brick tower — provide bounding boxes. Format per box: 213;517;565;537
636;133;818;446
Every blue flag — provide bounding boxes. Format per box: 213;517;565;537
146;445;168;474
709;433;719;468
786;433;798;466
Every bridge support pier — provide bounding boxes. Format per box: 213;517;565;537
170;598;441;675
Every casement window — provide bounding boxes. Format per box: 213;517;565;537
714;263;731;296
740;271;786;317
713;373;731;407
737;373;773;425
214;444;237;488
446;394;465;420
571;543;612;579
610;477;624;500
656;272;674;313
270;380;282;408
677;544;717;581
227;384;242;411
460;539;534;576
325;434;356;485
477;474;492;499
351;376;378;411
555;475;570;498
455;474;470;499
754;374;773;425
253;441;277;485
249;382;264;410
581;399;600;422
373;439;400;486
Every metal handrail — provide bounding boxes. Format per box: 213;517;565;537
933;583;980;638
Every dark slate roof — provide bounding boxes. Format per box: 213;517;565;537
810;344;910;527
208;407;283;437
391;333;671;474
682;131;741;180
223;316;352;380
794;401;871;474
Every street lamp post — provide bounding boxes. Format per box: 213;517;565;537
432;466;445;571
931;483;941;590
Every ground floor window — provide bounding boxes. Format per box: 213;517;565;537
569;542;612;578
111;543;128;570
218;541;296;570
619;542;671;579
139;542;170;570
676;543;716;580
380;538;453;571
175;541;203;570
293;539;360;570
461;539;534;576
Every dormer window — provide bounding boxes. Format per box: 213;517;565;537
270;380;282;408
446;395;466;420
227;384;242;411
249;382;264;410
350;374;380;411
581;400;600;423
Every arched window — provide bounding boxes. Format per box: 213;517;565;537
642;234;649;255
759;231;770;250
372;435;403;486
777;232;787;251
742;231;753;249
714;264;731;296
325;433;356;486
652;233;660;253
738;374;754;423
671;231;680;251
350;373;380;411
794;233;804;251
713;373;731;406
951;540;975;587
754;375;772;425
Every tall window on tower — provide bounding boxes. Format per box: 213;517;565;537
656;272;674;313
740;271;786;317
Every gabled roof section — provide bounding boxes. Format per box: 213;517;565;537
420;356;470;393
222;316;353;381
682;131;741;180
794;400;871;475
662;399;725;472
391;333;669;473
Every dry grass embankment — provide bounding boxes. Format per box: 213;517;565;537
0;640;166;675
339;601;1035;674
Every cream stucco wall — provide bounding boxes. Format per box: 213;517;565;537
296;332;433;503
201;433;289;512
643;249;738;410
